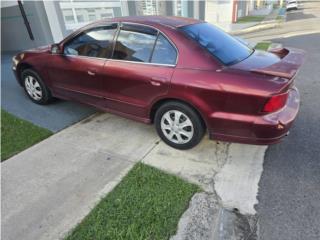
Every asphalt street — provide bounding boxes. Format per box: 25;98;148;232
238;3;320;239
254;4;320;239
1;52;96;132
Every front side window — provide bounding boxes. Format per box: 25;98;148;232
64;24;117;58
112;24;157;62
180;23;253;65
151;34;177;65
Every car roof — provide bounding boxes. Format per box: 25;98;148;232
96;15;202;28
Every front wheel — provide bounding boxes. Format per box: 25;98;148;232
155;101;205;150
21;69;52;105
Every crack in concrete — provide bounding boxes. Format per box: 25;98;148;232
141;135;266;240
214;144;267;214
170;190;258;240
170;192;220;240
213;208;258;240
166;142;264;240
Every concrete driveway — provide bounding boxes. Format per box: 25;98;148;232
1;52;96;132
2;110;267;240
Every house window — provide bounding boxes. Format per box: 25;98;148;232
77;15;84;22
101;13;113;19
64;15;75;24
88;14;96;21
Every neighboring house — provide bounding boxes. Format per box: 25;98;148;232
1;0;274;52
59;1;127;31
205;0;247;28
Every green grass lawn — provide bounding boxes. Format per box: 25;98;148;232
65;163;200;240
254;42;272;51
1;110;52;161
237;15;265;23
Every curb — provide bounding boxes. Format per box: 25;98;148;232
230;21;281;35
230;7;287;35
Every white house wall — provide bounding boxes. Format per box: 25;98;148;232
1;1;54;52
205;0;233;31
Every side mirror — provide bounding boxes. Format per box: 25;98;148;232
51;44;62;54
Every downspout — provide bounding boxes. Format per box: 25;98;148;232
18;0;34;40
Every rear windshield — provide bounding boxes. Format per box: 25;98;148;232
180;23;253;65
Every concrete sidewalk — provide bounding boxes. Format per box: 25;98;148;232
1;113;159;240
230;9;283;35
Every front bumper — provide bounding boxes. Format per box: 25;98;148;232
12;66;21;86
208;87;300;145
12;53;24;86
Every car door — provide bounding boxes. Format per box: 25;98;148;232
47;23;117;106
100;23;178;119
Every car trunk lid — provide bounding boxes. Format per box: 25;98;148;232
250;47;306;79
225;47;305;97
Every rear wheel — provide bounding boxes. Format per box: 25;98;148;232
21;69;52;105
155;101;205;150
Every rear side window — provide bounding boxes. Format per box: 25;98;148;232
64;24;117;58
151;34;177;65
112;24;157;62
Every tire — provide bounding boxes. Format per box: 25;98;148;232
155;101;205;150
21;69;52;105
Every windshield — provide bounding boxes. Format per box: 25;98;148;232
180;23;253;65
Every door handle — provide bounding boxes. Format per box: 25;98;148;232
87;70;95;76
150;76;167;86
150;80;161;86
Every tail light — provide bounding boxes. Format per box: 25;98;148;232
263;92;288;113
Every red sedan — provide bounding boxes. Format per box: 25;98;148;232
12;16;305;149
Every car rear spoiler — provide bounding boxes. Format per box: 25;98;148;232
251;47;306;79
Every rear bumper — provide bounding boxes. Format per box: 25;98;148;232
208;87;300;145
